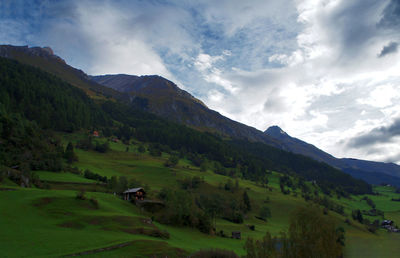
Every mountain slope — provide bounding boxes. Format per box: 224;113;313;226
264;126;341;167
91;74;280;146
0;44;393;187
265;126;400;187
0;56;371;194
0;45;127;101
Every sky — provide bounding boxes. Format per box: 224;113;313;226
1;0;400;163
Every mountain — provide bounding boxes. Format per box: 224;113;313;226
340;158;400;178
0;55;371;194
264;126;341;167
0;45;279;146
265;126;400;187
0;45;127;101
91;74;280;146
0;44;395;187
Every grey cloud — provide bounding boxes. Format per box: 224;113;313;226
384;152;400;163
378;42;398;57
314;0;399;65
377;0;400;29
263;95;286;112
347;118;400;148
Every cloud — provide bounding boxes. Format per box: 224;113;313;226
377;0;400;29
378;41;398;57
347;118;400;148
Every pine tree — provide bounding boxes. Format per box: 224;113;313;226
64;142;78;163
243;191;251;212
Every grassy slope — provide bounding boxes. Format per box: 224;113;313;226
1;133;400;257
35;170;97;184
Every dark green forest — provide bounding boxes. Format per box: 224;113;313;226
0;57;371;194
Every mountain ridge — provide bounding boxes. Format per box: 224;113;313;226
90;74;282;147
1;44;397;186
264;126;400;186
0;45;128;101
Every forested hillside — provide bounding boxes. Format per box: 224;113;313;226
0;57;371;195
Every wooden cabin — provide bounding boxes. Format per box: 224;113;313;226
123;187;146;201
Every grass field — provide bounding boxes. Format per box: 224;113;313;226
1;133;400;257
36;170;98;184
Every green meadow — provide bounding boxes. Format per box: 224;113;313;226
1;133;400;257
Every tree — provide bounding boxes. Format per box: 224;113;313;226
108;176;118;192
245;206;344;258
64;142;78;163
243;191;251;212
200;162;208;172
138;144;145;153
164;155;179;167
352;209;363;223
259;206;271;221
118;176;128;193
288;206;343;258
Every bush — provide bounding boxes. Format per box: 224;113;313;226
352;209;363;223
179;176;203;190
89;198;99;209
164;155;179;167
84;169;107;183
76;190;86;200
95;141;110;153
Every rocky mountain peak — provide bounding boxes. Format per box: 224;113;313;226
264;125;288;138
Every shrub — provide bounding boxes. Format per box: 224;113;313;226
352;209;363;223
95;141;110;153
164;155;179;167
76;190;86;200
83;169;107;183
89;198;99;209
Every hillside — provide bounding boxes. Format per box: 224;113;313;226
0;45;127;101
265;126;400;187
2;133;400;257
0;56;370;194
1;45;395;189
91;74;280;146
0;49;400;257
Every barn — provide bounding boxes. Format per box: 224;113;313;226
123;187;146;201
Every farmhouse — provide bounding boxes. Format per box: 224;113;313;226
123;187;146;201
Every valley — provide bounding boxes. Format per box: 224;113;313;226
2;133;400;257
